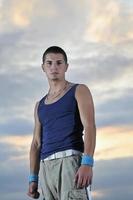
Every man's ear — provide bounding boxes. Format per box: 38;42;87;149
41;64;45;72
65;64;69;72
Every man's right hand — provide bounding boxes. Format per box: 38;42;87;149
27;182;40;199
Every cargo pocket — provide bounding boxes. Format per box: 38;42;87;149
68;188;88;200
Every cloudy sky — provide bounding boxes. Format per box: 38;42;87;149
0;0;133;199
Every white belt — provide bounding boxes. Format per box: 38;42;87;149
41;149;82;161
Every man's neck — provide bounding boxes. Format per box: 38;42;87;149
48;79;67;93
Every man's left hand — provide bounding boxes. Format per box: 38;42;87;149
74;165;93;188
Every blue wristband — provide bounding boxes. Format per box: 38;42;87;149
81;155;94;167
29;174;38;183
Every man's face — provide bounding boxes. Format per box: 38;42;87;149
42;53;68;81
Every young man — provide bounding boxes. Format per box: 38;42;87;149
27;46;96;200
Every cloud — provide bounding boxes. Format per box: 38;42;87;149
93;157;133;200
84;0;133;44
0;68;47;124
0;118;33;135
95;90;133;127
0;0;88;42
69;52;133;85
0;135;31;162
0;157;29;200
0;143;19;162
95;126;133;160
9;0;35;27
0;0;41;31
0;135;31;199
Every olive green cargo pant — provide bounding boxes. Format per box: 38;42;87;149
40;155;89;200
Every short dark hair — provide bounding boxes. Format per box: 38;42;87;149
42;46;68;64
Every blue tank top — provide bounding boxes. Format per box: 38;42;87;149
38;84;84;160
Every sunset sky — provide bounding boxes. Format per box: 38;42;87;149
0;0;133;200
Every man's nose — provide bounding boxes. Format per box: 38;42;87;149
51;63;58;70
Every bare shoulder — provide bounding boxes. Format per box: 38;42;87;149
32;101;41;143
75;84;92;99
35;101;40;110
34;101;41;125
34;101;39;115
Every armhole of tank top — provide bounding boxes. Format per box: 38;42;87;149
37;100;41;123
73;83;80;101
37;96;46;123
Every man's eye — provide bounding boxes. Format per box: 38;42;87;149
57;62;62;65
47;62;52;65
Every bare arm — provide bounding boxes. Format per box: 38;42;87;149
75;84;96;188
75;84;96;156
27;102;41;199
30;101;41;174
